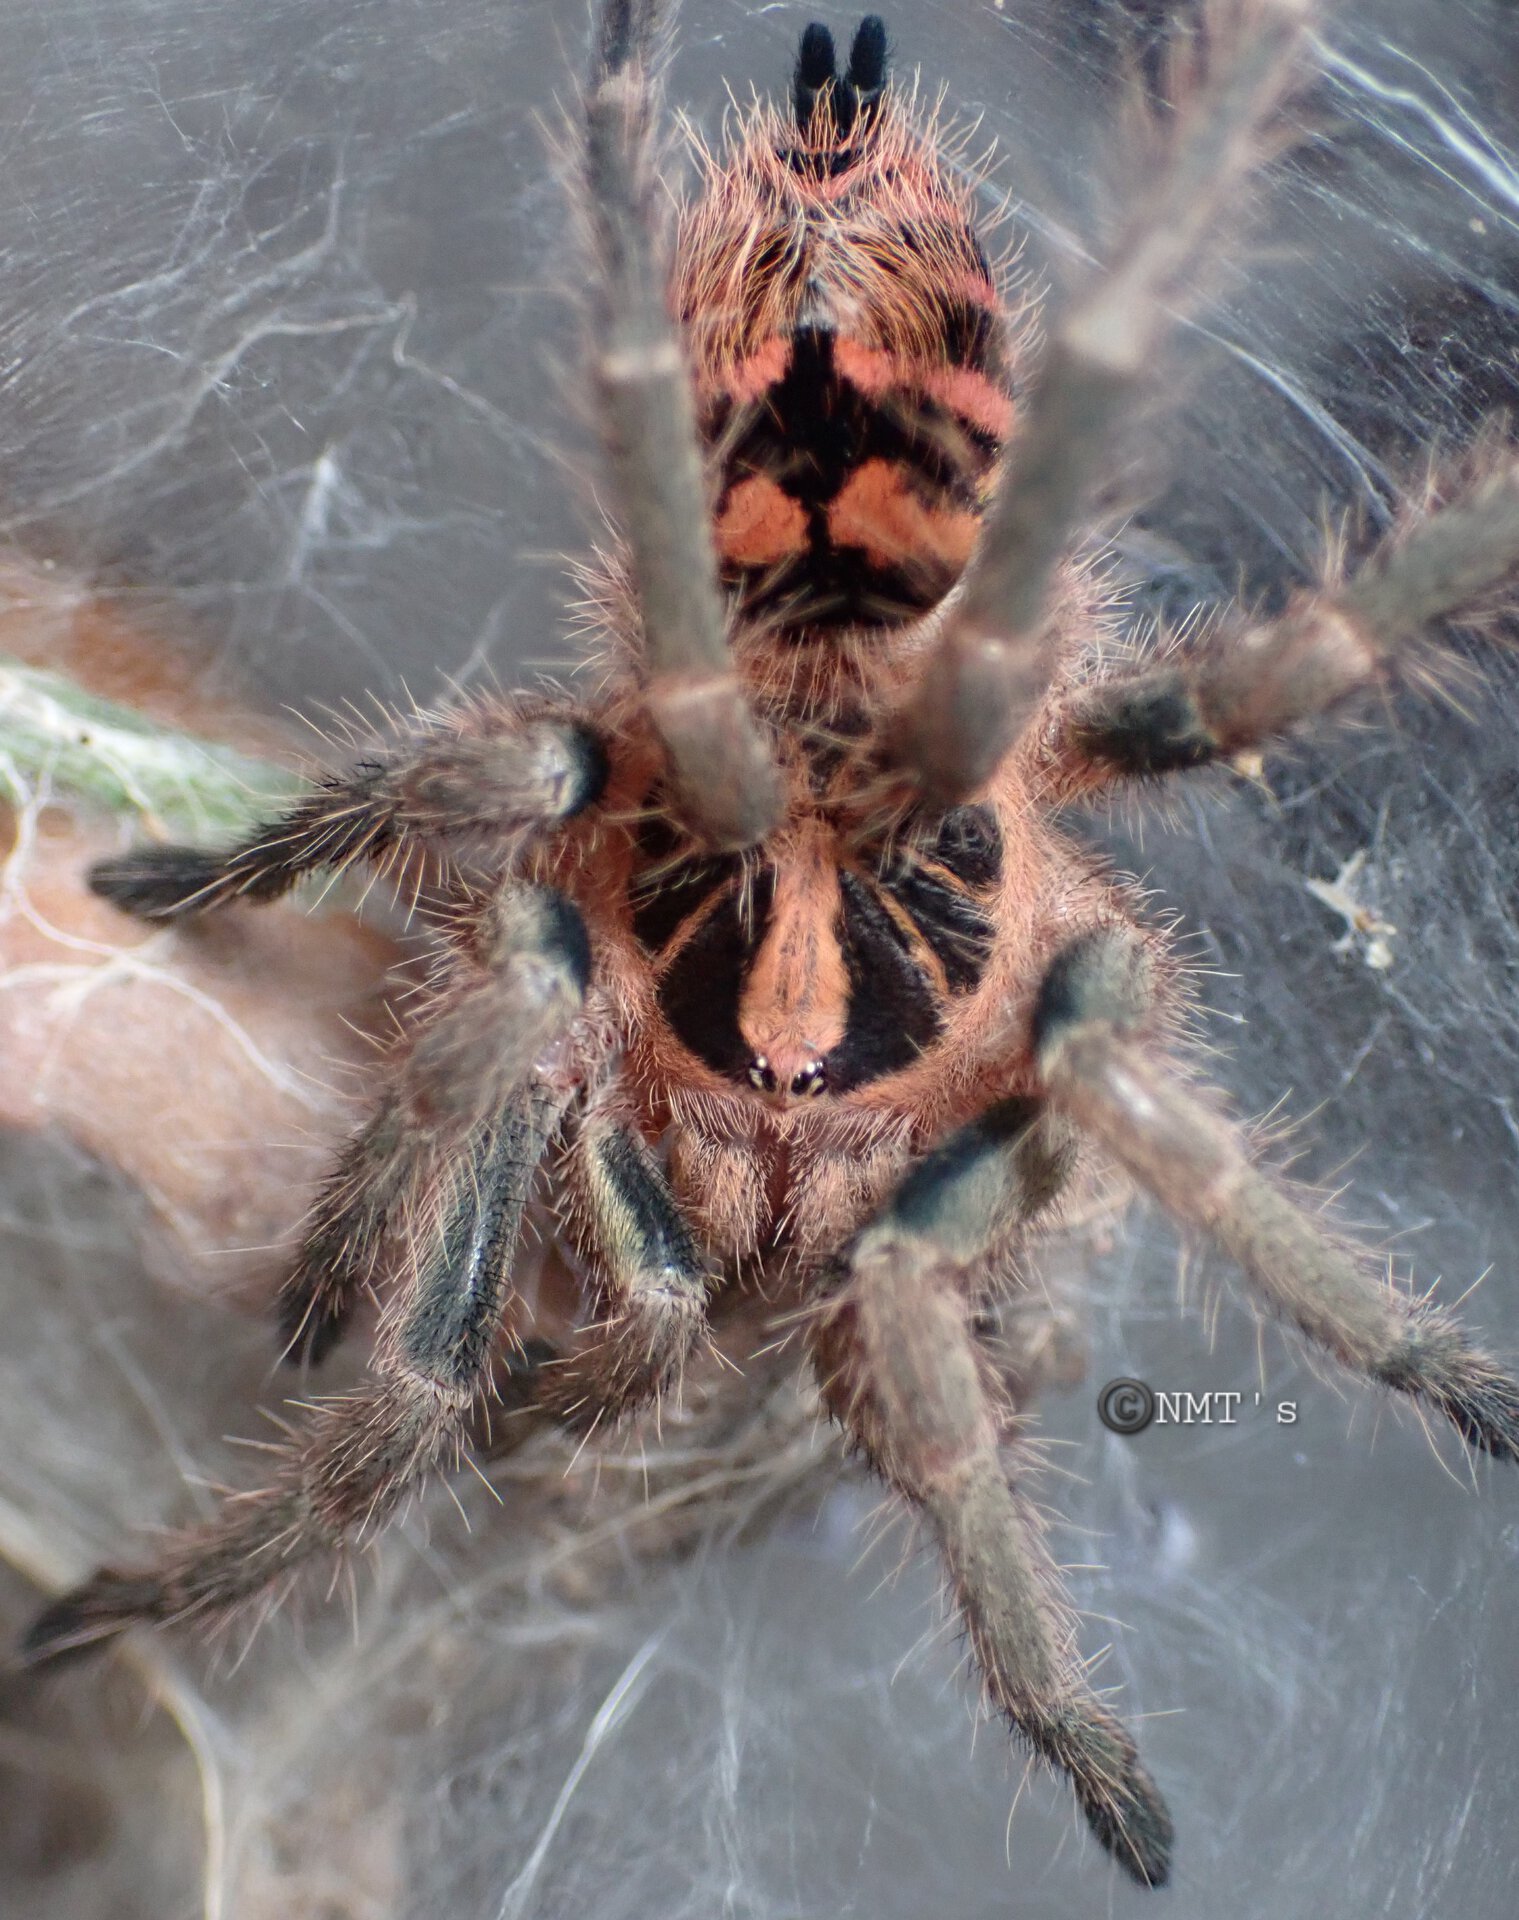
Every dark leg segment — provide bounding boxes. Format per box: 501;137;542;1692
1035;928;1519;1461
1045;455;1519;796
541;1107;712;1428
23;1081;574;1662
811;1100;1173;1887
280;887;591;1364
892;0;1311;805
585;0;781;850
89;713;606;920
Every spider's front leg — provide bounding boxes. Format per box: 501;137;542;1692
89;703;608;919
810;1100;1175;1889
538;1096;713;1429
1035;927;1519;1461
278;886;592;1364
23;1077;575;1661
82;688;605;1365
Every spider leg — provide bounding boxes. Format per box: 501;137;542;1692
811;1100;1173;1888
540;1101;713;1428
279;887;591;1365
22;1081;574;1662
583;0;782;851
1035;928;1519;1460
891;0;1311;806
88;709;607;920
1044;455;1519;797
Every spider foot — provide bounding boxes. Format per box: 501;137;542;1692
538;1285;707;1431
20;1568;168;1668
88;842;239;920
1044;1704;1175;1889
1375;1309;1519;1463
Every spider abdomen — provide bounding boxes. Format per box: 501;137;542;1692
675;43;1019;637
707;316;1007;632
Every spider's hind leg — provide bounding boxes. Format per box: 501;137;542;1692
810;1099;1174;1888
1036;927;1519;1463
891;0;1311;805
581;0;781;852
89;708;607;920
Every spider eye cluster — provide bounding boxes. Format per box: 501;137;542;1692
747;1053;829;1098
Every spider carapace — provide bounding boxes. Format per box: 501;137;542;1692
25;2;1519;1895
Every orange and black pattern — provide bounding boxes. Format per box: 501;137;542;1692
676;16;1019;636
630;18;1022;1101
634;804;1003;1100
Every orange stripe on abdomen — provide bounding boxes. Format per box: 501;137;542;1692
826;459;981;572
833;342;1013;443
714;474;810;568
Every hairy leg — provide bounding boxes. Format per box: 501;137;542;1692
23;1081;574;1661
891;0;1312;805
811;1100;1173;1888
89;704;607;919
540;1099;713;1427
1042;452;1519;798
584;0;781;850
279;887;591;1364
1034;928;1519;1459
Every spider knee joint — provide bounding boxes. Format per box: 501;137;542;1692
1032;928;1155;1069
485;889;593;997
869;1098;1077;1267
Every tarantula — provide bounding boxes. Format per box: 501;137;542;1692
24;0;1519;1889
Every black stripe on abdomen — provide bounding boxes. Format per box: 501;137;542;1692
714;325;996;630
721;325;991;511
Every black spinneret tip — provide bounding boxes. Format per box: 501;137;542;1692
840;16;889;131
793;22;838;124
794;18;890;136
846;17;888;95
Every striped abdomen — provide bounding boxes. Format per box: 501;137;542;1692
676;94;1018;637
708;312;1012;633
